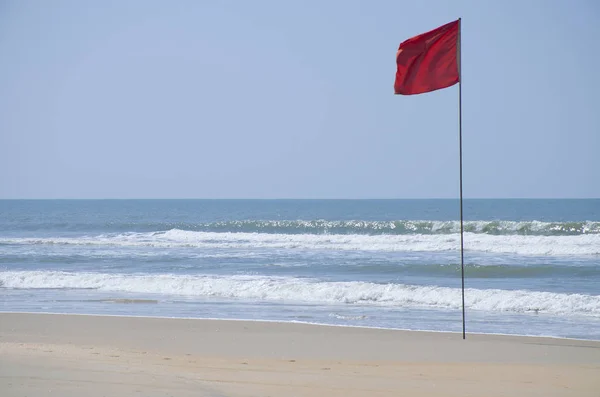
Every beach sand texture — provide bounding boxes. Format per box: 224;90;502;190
1;313;599;396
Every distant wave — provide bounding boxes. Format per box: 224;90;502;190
6;220;600;236
191;220;600;236
1;271;599;317
1;228;599;256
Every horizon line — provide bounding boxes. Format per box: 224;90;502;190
1;197;598;201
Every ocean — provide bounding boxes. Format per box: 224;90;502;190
1;199;599;340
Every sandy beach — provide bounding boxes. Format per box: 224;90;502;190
0;313;598;396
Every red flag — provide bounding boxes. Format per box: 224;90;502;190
394;20;460;95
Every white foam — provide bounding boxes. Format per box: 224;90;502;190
1;271;599;317
1;229;598;256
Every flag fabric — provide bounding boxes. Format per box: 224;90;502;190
394;20;460;95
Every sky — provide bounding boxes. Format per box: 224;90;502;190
0;0;598;199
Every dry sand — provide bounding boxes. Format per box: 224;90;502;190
1;312;598;396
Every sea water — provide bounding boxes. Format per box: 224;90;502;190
1;199;599;340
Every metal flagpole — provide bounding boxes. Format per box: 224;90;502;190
458;18;466;340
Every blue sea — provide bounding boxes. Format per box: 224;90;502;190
1;199;599;340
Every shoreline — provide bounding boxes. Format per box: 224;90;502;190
1;310;598;343
1;312;599;396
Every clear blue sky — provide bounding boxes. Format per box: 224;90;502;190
1;0;598;199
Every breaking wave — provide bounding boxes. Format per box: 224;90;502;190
7;219;599;236
1;228;599;256
191;220;600;236
1;271;599;317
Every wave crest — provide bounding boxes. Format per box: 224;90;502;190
1;229;599;256
1;271;599;317
154;220;600;236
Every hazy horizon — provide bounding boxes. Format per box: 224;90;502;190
2;198;599;201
